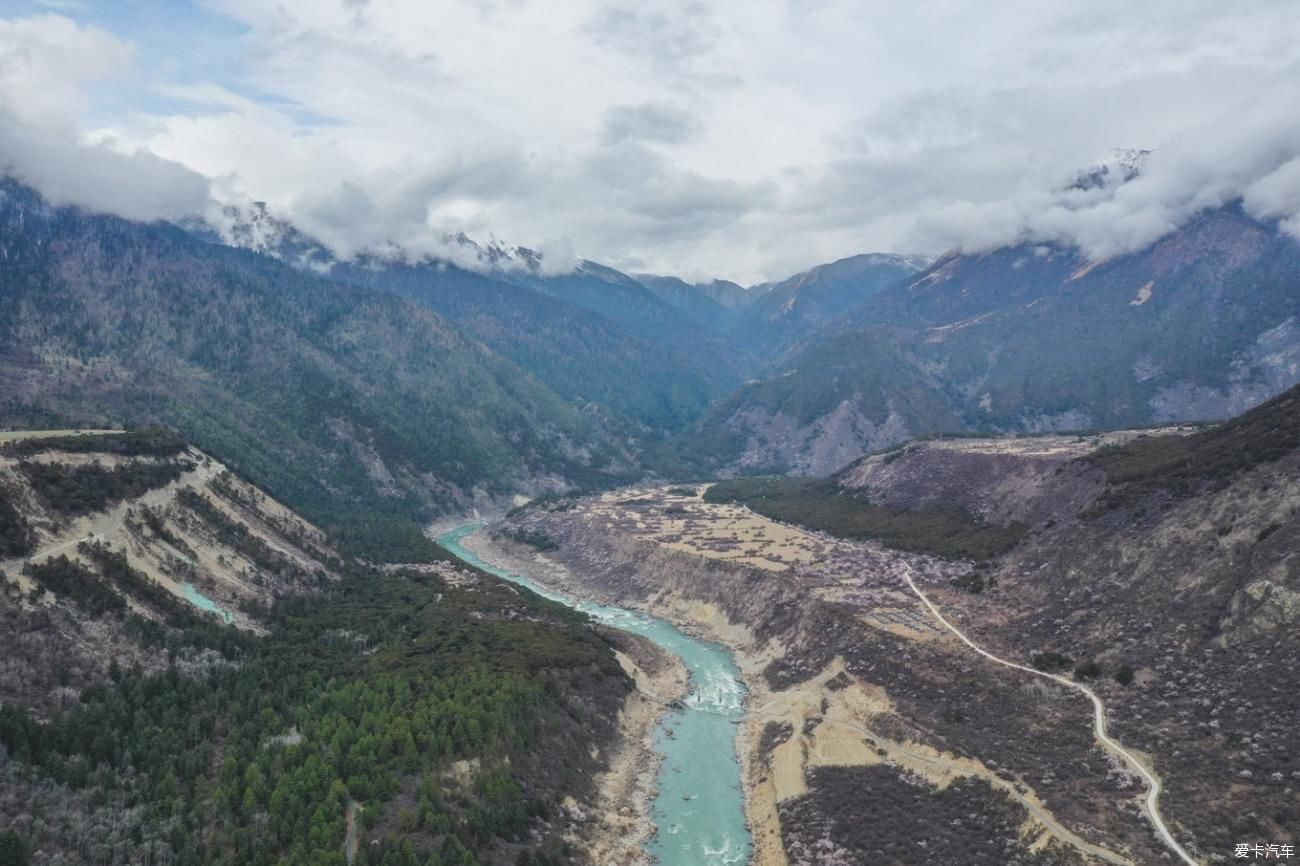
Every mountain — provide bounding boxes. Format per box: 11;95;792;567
634;254;933;352
675;205;1300;475
194;205;753;436
328;259;741;436
208;203;753;381
0;179;634;558
198;200;335;271
1068;147;1151;192
633;274;752;332
684;277;751;308
505;260;754;380
0;429;631;865
737;252;933;351
0;428;344;708
829;383;1300;858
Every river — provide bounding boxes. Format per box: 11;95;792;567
438;523;752;866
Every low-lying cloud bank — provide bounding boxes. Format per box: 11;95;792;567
0;119;211;223
912;75;1300;259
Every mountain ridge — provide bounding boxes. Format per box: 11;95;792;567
669;204;1300;475
187;201;756;436
0;178;636;558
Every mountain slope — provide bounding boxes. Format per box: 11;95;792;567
192;206;751;435
329;259;738;436
633;273;751;332
0;429;631;866
661;327;966;475
835;384;1300;858
680;206;1300;475
0;428;341;711
738;252;932;351
0;180;633;557
656;386;1300;861
506;260;755;382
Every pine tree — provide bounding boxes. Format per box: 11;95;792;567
0;831;29;866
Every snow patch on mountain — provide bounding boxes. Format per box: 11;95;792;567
199;199;580;277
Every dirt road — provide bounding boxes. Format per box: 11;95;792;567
902;570;1200;866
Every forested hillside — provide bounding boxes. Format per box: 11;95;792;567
0;430;629;866
0;567;626;866
735;253;932;352
816;388;1300;857
328;259;742;436
0;180;635;559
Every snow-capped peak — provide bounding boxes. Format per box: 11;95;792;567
1069;148;1152;192
195;200;575;277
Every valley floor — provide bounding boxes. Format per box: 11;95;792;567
485;483;1210;865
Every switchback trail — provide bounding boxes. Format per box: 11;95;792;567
0;458;221;578
901;570;1200;866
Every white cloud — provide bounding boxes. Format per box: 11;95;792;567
0;13;131;130
0;14;209;221
2;3;1300;280
905;72;1300;258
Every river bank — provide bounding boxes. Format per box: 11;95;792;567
451;530;682;864
456;529;784;866
587;629;689;866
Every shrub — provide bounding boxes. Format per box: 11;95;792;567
505;529;559;552
703;477;1026;560
951;571;996;594
1029;651;1074;673
0;489;32;557
21;460;186;517
0;829;30;866
1073;660;1102;680
24;556;126;618
1084;385;1300;511
1;427;188;458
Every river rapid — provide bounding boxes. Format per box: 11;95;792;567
437;523;752;866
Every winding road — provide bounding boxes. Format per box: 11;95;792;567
901;569;1200;866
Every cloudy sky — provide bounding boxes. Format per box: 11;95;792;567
1;0;1299;282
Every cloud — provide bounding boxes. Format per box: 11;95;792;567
906;72;1300;258
34;1;88;14
1245;157;1300;239
0;119;210;222
0;14;210;221
535;237;580;275
0;13;132;130
602;103;701;145
3;3;1300;281
583;0;722;74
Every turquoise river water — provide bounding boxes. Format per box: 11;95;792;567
438;523;752;866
